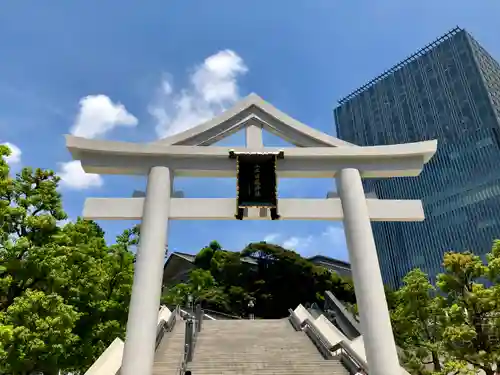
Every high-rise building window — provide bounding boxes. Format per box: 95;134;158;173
334;28;500;289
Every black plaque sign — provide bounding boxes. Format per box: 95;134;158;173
238;154;276;207
230;151;283;220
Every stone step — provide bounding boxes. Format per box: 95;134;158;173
182;364;342;372
192;356;323;362
195;346;318;349
153;318;349;375
195;337;312;342
152;319;186;374
199;331;296;334
194;350;320;354
195;345;316;348
193;352;320;356
183;365;349;375
155;370;348;375
194;347;321;352
193;352;320;355
183;372;347;375
188;360;342;367
186;365;347;371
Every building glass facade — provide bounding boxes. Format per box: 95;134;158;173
334;28;500;289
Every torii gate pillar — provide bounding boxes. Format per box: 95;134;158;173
121;166;171;375
338;168;401;375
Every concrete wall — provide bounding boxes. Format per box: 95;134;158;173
157;305;172;324
313;314;348;347
84;338;124;375
350;336;367;361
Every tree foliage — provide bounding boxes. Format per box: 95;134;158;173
391;242;500;375
0;145;135;374
392;269;446;374
164;240;356;318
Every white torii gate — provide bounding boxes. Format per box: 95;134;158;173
66;93;437;375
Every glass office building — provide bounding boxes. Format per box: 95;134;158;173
334;28;500;289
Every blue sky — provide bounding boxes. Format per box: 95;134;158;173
1;1;500;261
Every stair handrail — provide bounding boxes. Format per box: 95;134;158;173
202;308;242;320
301;318;337;360
179;304;204;375
331;340;369;374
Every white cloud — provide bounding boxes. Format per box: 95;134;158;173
2;142;22;164
321;225;347;249
71;94;138;139
263;225;348;259
283;235;313;251
261;231;314;252
150;49;248;138
263;233;281;243
58;160;103;190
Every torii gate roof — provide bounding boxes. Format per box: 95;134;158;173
152;93;354;147
65;93;437;178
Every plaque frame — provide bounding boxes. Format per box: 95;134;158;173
229;149;284;220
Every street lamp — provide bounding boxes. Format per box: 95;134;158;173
248;300;255;320
187;294;193;311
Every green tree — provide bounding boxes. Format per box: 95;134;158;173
54;220;135;372
0;153;67;311
241;242;355;318
162;268;230;312
0;290;80;375
189;268;216;292
437;250;500;375
391;245;500;375
165;240;356;319
0;146;135;374
194;240;222;269
391;269;446;374
162;283;192;306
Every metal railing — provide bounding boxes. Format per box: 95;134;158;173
331;340;369;374
202;308;242;320
179;304;204;375
302;318;337;360
178;305;242;320
288;309;369;374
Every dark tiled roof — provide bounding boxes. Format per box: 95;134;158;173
171;251;196;262
307;255;351;269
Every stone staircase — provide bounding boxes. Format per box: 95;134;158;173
185;319;349;375
153;320;186;375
